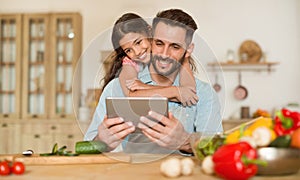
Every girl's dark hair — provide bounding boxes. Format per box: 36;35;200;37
102;13;151;91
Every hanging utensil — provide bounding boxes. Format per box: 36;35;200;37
234;71;248;100
213;74;221;92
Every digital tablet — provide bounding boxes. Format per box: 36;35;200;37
105;97;169;128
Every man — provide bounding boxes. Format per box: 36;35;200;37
84;9;223;154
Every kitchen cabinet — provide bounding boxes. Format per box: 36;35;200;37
0;12;82;119
0;119;84;154
0;12;82;154
20;120;84;153
0;14;22;119
21;13;82;119
0;120;21;154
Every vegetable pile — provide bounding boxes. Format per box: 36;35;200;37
196;108;300;180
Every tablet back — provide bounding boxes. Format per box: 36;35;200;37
106;97;168;127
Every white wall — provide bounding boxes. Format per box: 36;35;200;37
1;0;299;119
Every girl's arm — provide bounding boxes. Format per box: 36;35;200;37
180;57;196;89
119;58;198;106
119;64;139;97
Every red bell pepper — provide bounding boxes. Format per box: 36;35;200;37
274;108;300;136
212;142;266;180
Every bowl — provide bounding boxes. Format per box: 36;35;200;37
257;147;300;175
190;132;224;163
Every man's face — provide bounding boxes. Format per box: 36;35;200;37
151;22;188;76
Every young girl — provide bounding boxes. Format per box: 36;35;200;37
102;13;198;106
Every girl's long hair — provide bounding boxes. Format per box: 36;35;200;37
102;13;151;91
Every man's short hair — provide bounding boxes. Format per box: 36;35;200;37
152;9;198;45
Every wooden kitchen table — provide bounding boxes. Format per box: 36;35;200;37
2;153;300;180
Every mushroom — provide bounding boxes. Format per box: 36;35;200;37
201;155;214;175
180;157;195;176
160;157;181;178
252;127;272;147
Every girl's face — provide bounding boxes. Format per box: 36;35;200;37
119;32;151;64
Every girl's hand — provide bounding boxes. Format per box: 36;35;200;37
177;86;199;107
126;79;150;91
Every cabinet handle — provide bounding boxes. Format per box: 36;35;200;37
51;126;57;130
32;114;38;118
60;114;66;118
3;114;9;118
68;134;74;139
2;123;7;127
34;134;40;138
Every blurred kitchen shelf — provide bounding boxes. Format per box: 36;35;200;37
207;61;279;72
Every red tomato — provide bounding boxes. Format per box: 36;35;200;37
0;161;11;176
11;162;25;175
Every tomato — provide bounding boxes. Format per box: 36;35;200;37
0;161;11;176
11;162;25;175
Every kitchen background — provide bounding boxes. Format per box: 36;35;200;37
1;0;299;120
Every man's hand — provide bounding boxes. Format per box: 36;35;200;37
177;86;199;107
96;115;135;151
137;111;192;152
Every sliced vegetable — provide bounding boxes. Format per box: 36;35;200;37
75;141;108;154
40;143;79;156
52;143;58;154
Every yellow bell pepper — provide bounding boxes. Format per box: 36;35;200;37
247;118;273;131
225;118;277;144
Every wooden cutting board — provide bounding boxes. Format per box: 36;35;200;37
0;153;131;165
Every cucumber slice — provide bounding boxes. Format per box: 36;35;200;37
52;143;58;154
75;141;107;154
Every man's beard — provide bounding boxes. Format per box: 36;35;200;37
151;53;185;77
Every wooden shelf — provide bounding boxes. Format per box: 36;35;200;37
57;36;73;40
29;61;45;65
57;61;72;65
207;61;279;72
1;37;16;41
1;62;16;66
29;89;44;94
56;89;72;94
0;90;15;94
30;37;45;41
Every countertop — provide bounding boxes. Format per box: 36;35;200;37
2;153;300;180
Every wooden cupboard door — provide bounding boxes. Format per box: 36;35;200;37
49;13;82;119
0;14;22;119
0;122;20;154
22;14;51;119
